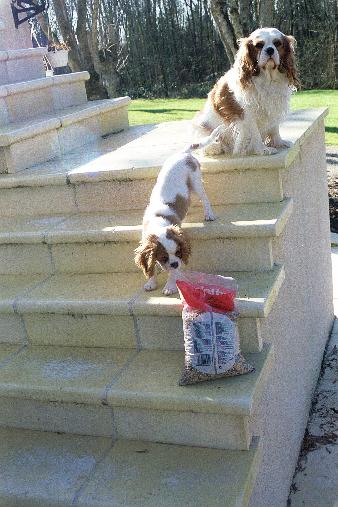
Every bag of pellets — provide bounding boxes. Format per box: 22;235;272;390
176;271;254;386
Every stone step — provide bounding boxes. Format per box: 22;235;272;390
0;199;293;275
0;96;130;173
0;47;47;85
0;343;271;449
0;266;285;353
0;428;260;507
0;109;322;215
0;72;89;125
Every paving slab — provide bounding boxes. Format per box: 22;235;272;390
76;439;260;507
0;428;260;507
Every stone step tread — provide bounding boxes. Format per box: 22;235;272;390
0;70;89;96
3;265;285;318
0;47;47;61
0;108;327;188
0;427;259;507
0;199;293;243
0;96;130;146
0;344;271;415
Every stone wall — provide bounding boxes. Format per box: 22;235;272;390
249;118;334;506
0;2;32;50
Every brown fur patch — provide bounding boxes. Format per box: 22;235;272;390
211;74;244;122
134;234;159;278
278;35;300;88
155;241;169;264
155;213;178;225
185;155;199;172
236;38;260;88
166;194;190;223
166;225;191;264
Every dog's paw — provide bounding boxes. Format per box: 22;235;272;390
272;139;292;149
266;138;292;149
162;283;178;296
144;279;157;291
262;146;278;155
204;211;216;221
203;142;223;157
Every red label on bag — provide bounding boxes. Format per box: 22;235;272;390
176;280;235;313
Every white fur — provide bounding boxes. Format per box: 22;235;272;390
194;28;295;156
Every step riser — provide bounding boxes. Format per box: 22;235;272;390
0;129;61;174
0;237;274;275
0;166;282;215
114;407;251;450
0;396;250;450
0;107;129;174
0;397;114;437
0;54;45;86
0;79;87;125
74;169;283;213
0;185;76;215
0;312;262;354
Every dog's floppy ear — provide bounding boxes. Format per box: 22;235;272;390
236;37;259;88
279;35;300;89
134;234;158;277
166;225;191;264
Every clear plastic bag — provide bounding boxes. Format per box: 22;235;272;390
176;271;254;385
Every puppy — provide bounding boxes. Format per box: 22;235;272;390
193;27;300;157
134;127;223;295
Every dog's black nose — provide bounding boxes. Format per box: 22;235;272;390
266;47;274;56
170;261;179;269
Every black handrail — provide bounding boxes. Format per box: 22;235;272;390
11;0;48;29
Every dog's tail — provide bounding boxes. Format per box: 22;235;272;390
185;124;226;153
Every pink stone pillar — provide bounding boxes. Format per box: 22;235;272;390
0;0;32;50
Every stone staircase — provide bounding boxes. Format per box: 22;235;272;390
0;12;334;505
0;4;129;174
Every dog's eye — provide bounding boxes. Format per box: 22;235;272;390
158;253;169;263
176;249;182;258
274;40;281;48
255;42;264;49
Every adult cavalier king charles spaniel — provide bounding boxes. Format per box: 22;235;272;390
194;28;300;156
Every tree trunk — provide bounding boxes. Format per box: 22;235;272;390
52;0;82;71
227;0;243;40
90;0;101;75
258;0;275;27
209;0;237;64
52;0;108;98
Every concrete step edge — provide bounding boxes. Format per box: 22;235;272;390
5;265;285;319
0;97;130;147
0;47;47;61
0;199;293;244
1;71;89;96
0;343;272;416
0;108;326;189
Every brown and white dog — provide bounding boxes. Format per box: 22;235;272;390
134;127;223;295
193;28;300;156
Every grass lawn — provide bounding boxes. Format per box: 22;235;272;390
128;90;338;145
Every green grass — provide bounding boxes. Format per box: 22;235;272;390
128;90;338;145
